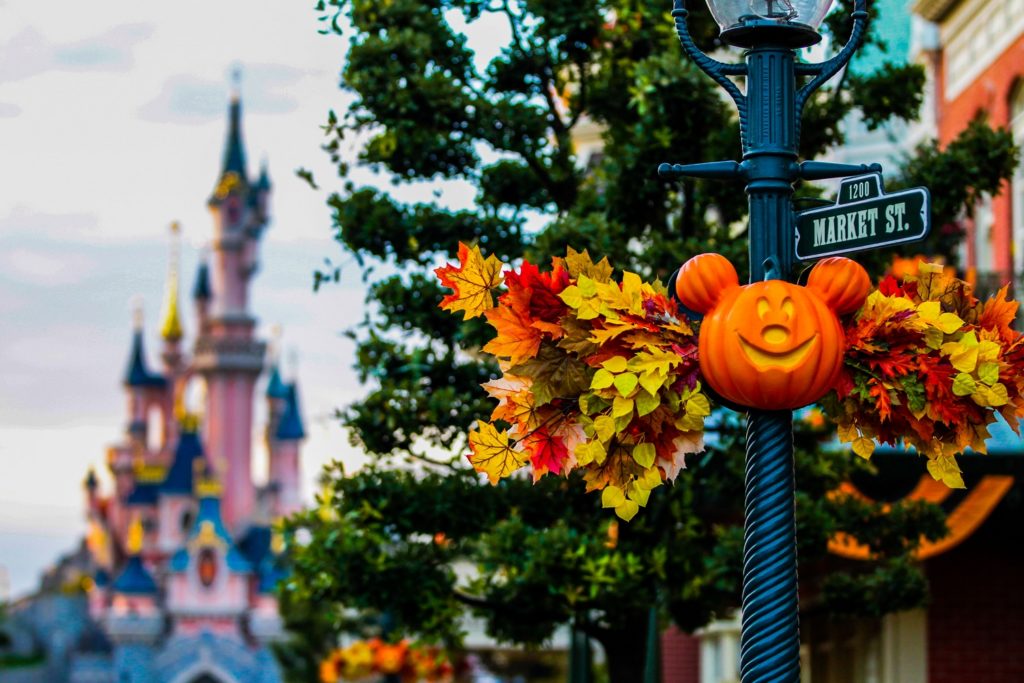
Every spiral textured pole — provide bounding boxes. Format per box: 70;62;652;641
740;411;800;683
659;4;870;681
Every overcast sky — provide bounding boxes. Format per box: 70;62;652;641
0;0;510;599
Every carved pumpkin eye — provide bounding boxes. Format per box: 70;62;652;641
757;297;771;320
781;297;795;320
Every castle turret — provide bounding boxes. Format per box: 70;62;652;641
123;304;169;462
269;381;305;517
107;519;161;644
192;253;212;333
194;94;268;531
156;416;203;554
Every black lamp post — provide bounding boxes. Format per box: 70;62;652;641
660;1;875;681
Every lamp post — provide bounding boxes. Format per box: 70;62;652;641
660;1;873;681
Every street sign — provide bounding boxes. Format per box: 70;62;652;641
794;173;930;261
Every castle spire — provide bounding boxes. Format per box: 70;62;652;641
220;71;248;184
160;222;184;342
124;303;166;388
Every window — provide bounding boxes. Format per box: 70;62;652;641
1010;81;1024;281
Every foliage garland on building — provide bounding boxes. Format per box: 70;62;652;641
436;244;1024;518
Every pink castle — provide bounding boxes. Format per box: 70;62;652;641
76;94;301;683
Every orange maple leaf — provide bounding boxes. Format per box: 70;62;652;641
435;242;505;319
979;285;1020;343
482;305;543;365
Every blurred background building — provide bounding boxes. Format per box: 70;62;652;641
1;95;302;683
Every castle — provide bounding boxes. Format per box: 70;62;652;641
73;94;302;683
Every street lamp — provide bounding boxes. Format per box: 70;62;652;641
660;1;874;682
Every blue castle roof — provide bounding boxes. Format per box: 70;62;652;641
125;481;160;506
112;555;157;595
169;495;252;574
221;97;248;182
275;384;305;441
161;430;204;496
238;526;272;568
258;556;287;594
123;330;167;388
266;365;289;400
192;260;211;301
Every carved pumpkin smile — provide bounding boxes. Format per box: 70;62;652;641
675;253;871;409
738;332;818;370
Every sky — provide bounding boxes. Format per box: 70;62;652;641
0;0;509;599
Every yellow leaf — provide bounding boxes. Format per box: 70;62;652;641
917;301;964;334
836;422;858;443
627;482;651;507
589;322;636;346
685;393;711;417
632;443;656;468
923;327;945;350
435;242;505;319
974;382;1009;407
601;485;626;508
927;454;966;489
575;440;606;466
852;437;875;459
952;372;976;397
593;415;616;442
676;413;705;432
602;356;628;372
612;395;634;418
614;372;639;397
638;372;666;396
978;361;1000;386
468;423;527;484
636;390;659;417
615;499;640;522
590;369;614;390
638;466;663;490
560;285;583;309
978;340;1001;363
942;339;979;373
564;247;613;283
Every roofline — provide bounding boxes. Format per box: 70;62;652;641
913;0;960;22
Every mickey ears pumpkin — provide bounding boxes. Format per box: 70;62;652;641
675;253;740;314
806;257;871;315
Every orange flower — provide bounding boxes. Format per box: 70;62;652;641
374;640;409;674
319;651;341;683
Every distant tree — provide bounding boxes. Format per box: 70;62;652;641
280;0;1017;680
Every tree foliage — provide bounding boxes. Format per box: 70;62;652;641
283;0;1019;679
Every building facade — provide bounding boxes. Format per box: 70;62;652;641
914;0;1024;290
68;95;304;683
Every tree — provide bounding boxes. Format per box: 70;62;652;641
283;0;1017;679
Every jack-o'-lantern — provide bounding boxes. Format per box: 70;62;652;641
675;253;870;409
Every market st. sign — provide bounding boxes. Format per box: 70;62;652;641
795;174;931;261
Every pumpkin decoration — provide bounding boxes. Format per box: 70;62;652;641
676;253;870;410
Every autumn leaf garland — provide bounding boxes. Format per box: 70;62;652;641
824;263;1024;488
438;245;1024;515
436;244;707;521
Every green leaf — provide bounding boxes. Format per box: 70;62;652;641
952;372;976;397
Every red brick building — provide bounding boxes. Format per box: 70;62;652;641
915;0;1024;289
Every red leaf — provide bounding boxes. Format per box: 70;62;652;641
522;427;570;481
